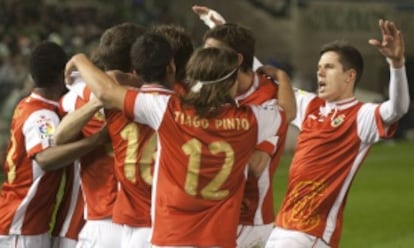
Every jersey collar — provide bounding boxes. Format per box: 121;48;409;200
29;92;59;107
325;97;358;111
140;84;175;94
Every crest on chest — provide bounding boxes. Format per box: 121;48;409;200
306;112;346;129
331;114;345;127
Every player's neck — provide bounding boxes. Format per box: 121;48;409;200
236;70;254;95
32;88;61;101
145;80;171;89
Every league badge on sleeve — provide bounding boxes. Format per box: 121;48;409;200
37;115;56;140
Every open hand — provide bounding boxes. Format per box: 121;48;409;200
368;19;405;67
192;5;226;27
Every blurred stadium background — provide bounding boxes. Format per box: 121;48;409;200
0;0;413;247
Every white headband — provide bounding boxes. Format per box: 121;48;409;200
190;67;238;93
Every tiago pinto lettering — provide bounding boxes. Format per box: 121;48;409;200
174;111;250;130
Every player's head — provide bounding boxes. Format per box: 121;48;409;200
203;23;255;73
317;40;364;101
130;32;174;87
182;46;239;117
91;22;146;72
29;41;67;90
150;24;194;81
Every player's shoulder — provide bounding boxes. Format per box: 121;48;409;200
17;95;57;116
357;102;378;115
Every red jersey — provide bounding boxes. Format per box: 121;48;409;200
276;90;397;247
172;80;188;96
0;93;63;235
60;79;117;220
51;163;85;240
106;85;163;227
124;87;284;248
236;73;288;225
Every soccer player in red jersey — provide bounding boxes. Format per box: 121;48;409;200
57;25;194;247
54;23;146;248
64;39;295;247
262;20;409;248
51;164;85;248
194;7;294;246
60;25;193;247
105;32;175;248
151;24;194;95
194;7;409;247
0;41;105;248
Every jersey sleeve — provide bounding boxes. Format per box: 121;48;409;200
67;75;94;102
357;103;397;143
255;109;286;155
379;66;409;124
249;99;284;145
123;89;170;130
23;109;61;158
59;91;78;115
291;88;317;129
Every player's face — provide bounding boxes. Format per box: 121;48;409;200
317;51;353;102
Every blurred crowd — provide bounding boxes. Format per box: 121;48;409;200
0;0;174;162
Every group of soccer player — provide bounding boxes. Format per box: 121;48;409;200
0;4;409;248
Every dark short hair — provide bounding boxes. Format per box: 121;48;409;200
320;40;364;85
203;23;255;73
29;41;67;88
130;32;173;84
151;24;193;81
91;22;146;72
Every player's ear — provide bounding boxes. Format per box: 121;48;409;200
346;69;356;85
237;53;243;66
167;59;176;75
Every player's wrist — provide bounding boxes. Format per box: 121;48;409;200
386;57;405;68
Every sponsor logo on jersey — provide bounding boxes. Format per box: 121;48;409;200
331;114;345;127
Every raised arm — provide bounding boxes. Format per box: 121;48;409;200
257;66;297;122
192;5;263;71
106;70;143;88
368;19;409;124
54;98;103;145
277;69;297;122
65;54;127;111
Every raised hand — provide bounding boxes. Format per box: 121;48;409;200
192;5;209;16
65;54;86;85
192;5;226;28
256;65;289;82
368;19;405;68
